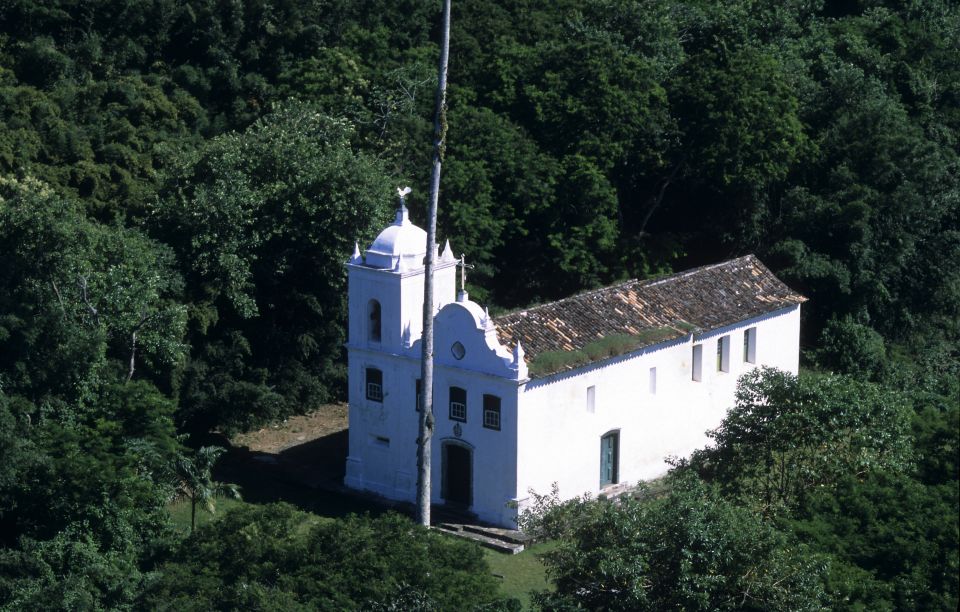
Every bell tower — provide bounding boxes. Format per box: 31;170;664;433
346;189;458;354
344;188;457;499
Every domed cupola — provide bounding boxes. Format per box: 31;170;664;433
365;189;427;270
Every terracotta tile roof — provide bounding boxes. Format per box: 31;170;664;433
494;255;806;377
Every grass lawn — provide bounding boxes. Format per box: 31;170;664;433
168;496;252;534
483;540;558;610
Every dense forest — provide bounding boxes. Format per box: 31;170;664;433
0;0;956;609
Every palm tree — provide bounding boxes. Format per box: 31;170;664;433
418;0;452;528
177;445;241;533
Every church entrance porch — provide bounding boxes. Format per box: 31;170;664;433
442;442;472;507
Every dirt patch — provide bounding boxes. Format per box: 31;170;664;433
231;403;349;454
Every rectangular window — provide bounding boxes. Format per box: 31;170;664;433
717;335;730;372
366;368;383;402
415;378;422;411
744;327;757;363
586;385;596;413
483;394;501;430
649;367;657;395
449;386;467;422
692;345;703;381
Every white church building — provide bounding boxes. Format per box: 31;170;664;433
344;199;806;527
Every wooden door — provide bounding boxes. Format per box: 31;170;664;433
443;443;471;506
600;432;619;487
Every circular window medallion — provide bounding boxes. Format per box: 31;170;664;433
451;341;466;360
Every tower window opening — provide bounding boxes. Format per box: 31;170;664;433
368;299;382;342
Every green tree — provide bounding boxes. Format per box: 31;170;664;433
440;105;557;304
788;468;958;611
815;315;887;379
0;383;180;610
0;175;186;404
765;10;960;353
0;382;178;548
140;504;517;610
0;526;145;611
783;400;960;611
687;368;913;513
522;474;828;611
155;102;393;432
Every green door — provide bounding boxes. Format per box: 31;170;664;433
600;432;619;487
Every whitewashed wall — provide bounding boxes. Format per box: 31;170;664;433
344;255;457;501
514;304;802;518
346;258;457;353
346;262;802;528
345;281;525;525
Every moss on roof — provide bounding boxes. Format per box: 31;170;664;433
496;255;806;378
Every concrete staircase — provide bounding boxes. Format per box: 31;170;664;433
435;523;531;554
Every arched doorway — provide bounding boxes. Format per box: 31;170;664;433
442;442;472;507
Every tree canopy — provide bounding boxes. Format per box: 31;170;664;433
140;504;516;610
154;103;393;432
0;0;957;608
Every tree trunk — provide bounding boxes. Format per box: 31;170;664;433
638;161;683;237
418;0;452;528
127;330;137;381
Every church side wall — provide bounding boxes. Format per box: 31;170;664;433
514;305;801;510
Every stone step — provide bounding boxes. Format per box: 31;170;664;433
435;524;525;555
461;524;531;546
431;505;478;526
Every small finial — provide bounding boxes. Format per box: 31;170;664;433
512;341;528;378
397;186;411;209
395;186;412;224
513;341;525;364
483;306;495;331
441;239;455;262
350;242;362;263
